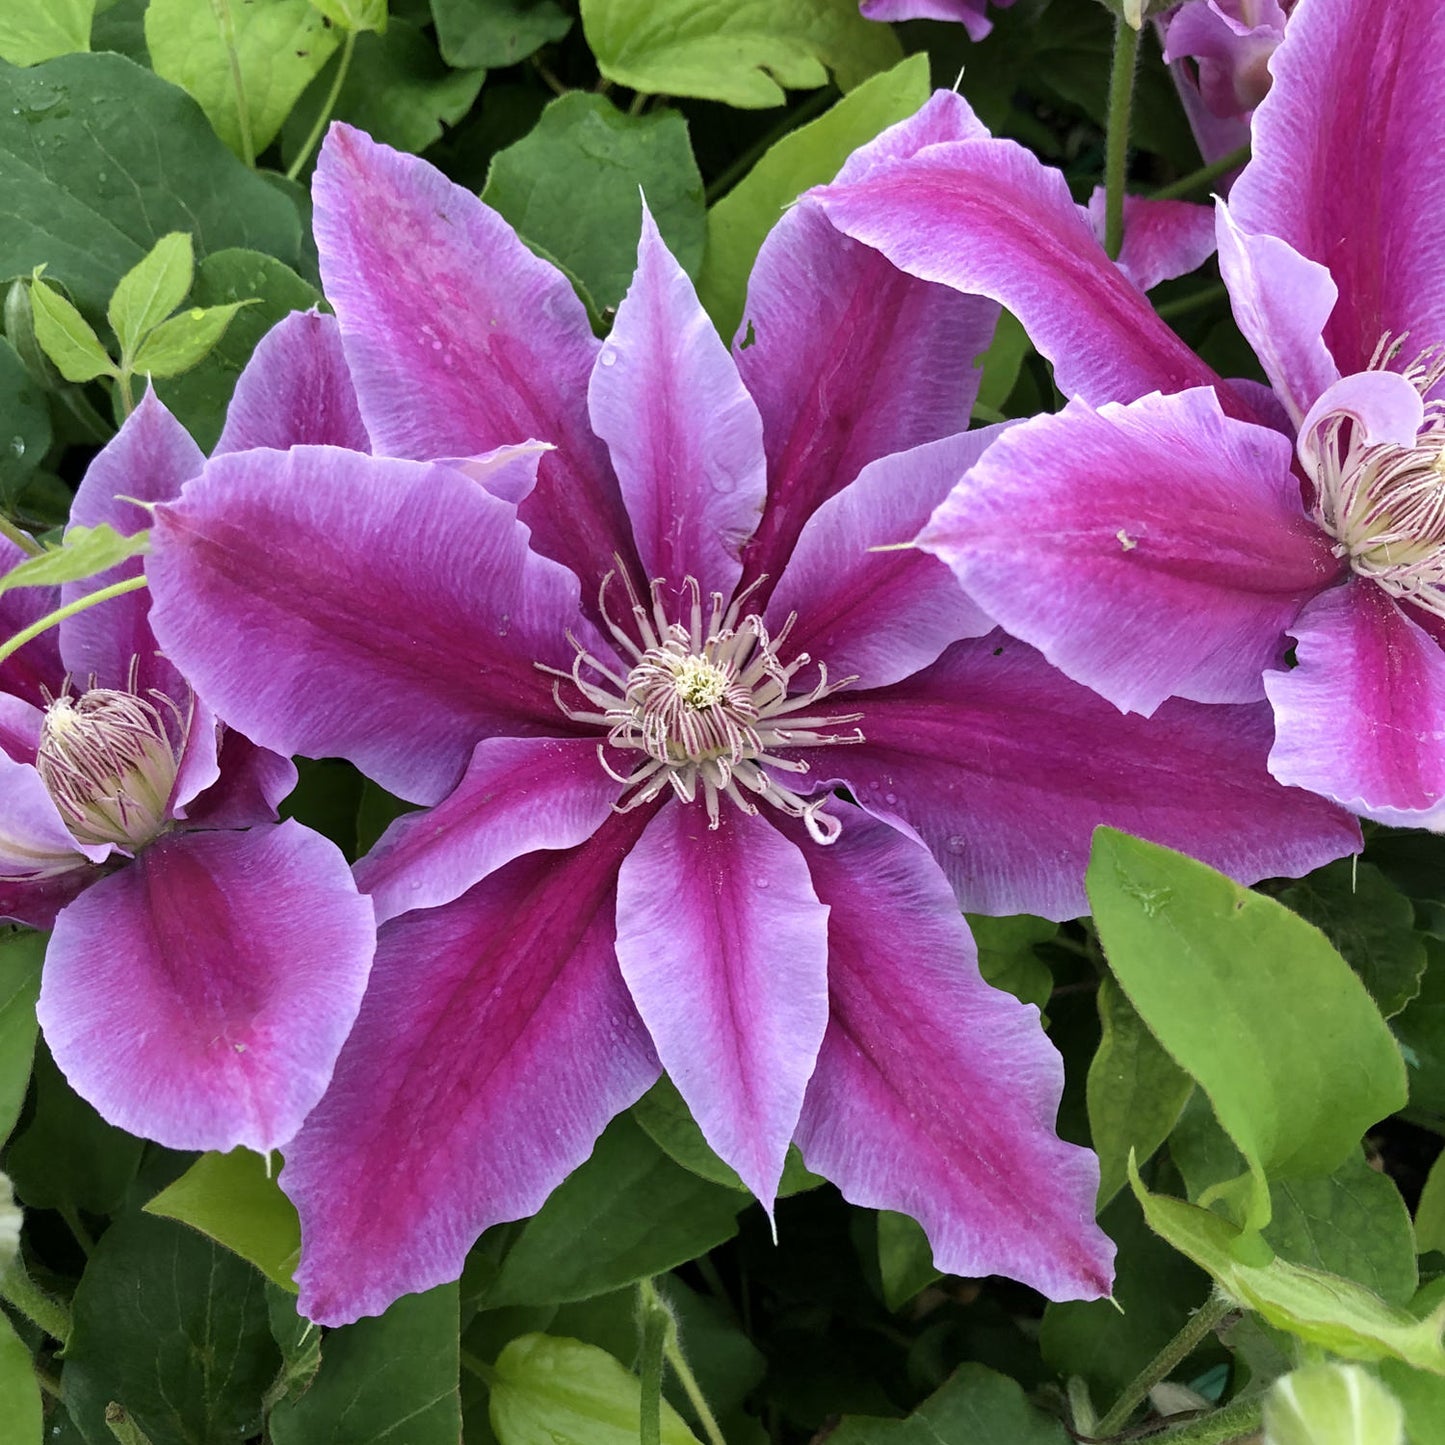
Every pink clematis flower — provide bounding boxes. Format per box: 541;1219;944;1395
144;117;1355;1324
860;0;1014;41
1163;0;1294;121
0;386;375;1153
813;0;1445;826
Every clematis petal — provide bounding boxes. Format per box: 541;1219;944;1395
590;206;767;599
1215;205;1341;428
811;133;1226;410
809;634;1360;921
0;869;93;931
60;391;203;697
614;803;830;1215
1296;370;1425;476
920;388;1342;714
736;201;995;583
1083;190;1217;294
148;446;600;805
179;730;298;830
0;749;102;880
312;123;631;583
794;810;1112;1300
37;820;375;1152
1228;0;1445;377
859;0;1006;41
283;812;661;1326
0;691;41;764
766;428;999;691
215;310;370;455
0;536;62;709
1266;582;1445;826
355;735;624;924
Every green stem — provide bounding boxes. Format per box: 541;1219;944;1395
59;1204;95;1259
0;514;41;556
0;575;148;668
637;1281;668;1445
1103;17;1141;261
1096;1292;1235;1435
115;369;135;419
286;29;358;182
210;0;255;167
458;1348;497;1386
0;1255;72;1345
105;1403;156;1445
1151;144;1252;202
1156;1395;1263;1445
663;1328;726;1445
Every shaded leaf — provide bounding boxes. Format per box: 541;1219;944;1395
968;912;1056;1011
876;1210;940;1312
0;929;44;1146
430;0;570;69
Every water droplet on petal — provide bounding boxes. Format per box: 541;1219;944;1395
755;876;770;889
884;792;896;805
946;835;967;854
599;347;617;367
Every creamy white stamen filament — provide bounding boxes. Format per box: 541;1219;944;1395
543;567;863;843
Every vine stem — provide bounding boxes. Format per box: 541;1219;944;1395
637;1283;668;1445
0;514;41;557
1103;16;1141;261
0;1254;72;1345
1151;143;1252;201
0;575;147;668
636;1278;727;1445
1155;1395;1263;1445
1095;1292;1235;1435
287;28;358;181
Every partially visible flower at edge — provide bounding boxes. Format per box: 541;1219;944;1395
0;361;376;1155
810;0;1445;827
145;117;1357;1326
860;0;1014;42
1163;0;1294;121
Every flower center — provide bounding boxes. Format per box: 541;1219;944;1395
35;687;183;851
1310;336;1445;620
544;567;863;843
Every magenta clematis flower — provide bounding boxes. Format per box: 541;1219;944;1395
144;118;1356;1324
0;387;375;1153
859;0;1014;41
1163;0;1294;122
812;0;1445;826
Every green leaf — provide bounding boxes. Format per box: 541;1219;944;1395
0;0;93;67
0;930;44;1147
284;18;484;163
144;1147;301;1293
581;0;902;108
1420;1151;1445;1256
491;1333;701;1445
107;231;193;360
0;523;148;595
265;1285;322;1407
1280;860;1427;1017
476;1113;745;1309
28;275;112;382
145;0;340;159
630;1074;822;1198
1130;1162;1445;1374
1087;975;1192;1207
311;0;389;33
270;1286;462;1445
827;1362;1071;1444
0;1309;40;1445
1264;1363;1407;1445
60;1212;279;1445
877;1210;941;1311
968;912;1056;1011
0;53;303;316
697;52;929;337
155;247;319;451
6;1044;143;1215
1087;829;1408;1230
482;92;704;314
430;0;570;68
973;310;1033;420
1390;938;1445;1128
129;300;248;377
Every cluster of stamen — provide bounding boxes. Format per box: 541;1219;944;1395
35;681;185;851
1309;335;1445;620
544;567;863;843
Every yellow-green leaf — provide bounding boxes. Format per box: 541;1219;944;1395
0;0;93;67
28;275;113;383
108;232;194;360
130;301;250;378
